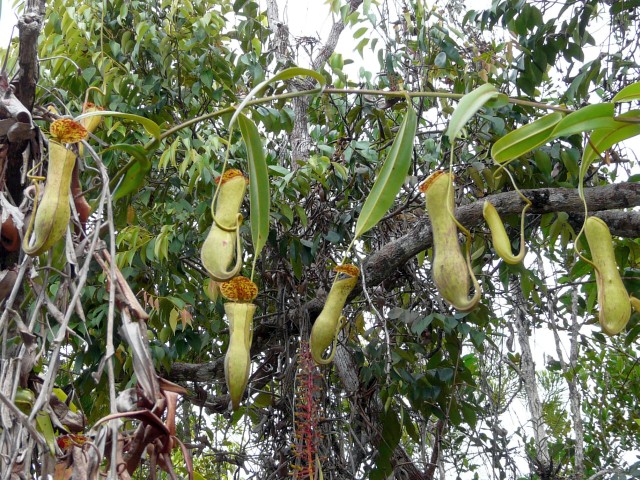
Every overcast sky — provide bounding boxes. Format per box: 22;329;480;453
0;0;17;48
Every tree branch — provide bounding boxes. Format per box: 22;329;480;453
311;0;364;71
166;358;224;383
266;0;364;163
511;277;551;471
265;0;290;63
362;182;640;289
15;0;46;110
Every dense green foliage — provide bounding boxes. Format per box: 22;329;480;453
2;0;640;479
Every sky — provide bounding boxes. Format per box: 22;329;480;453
0;0;17;48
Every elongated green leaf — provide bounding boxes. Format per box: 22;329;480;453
582;121;640;173
354;105;417;239
231;67;326;128
552;103;623;138
75;111;161;140
613;81;640;103
615;109;640;123
446;83;498;140
237;114;270;260
101;143;149;162
491;112;564;164
113;158;152;201
36;411;56;455
102;144;153;200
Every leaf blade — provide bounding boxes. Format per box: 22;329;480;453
552;103;623;138
113;157;152;201
75;111;161;140
582;119;640;173
491;112;564;164
354;105;417;239
231;67;326;128
102;144;152;201
237;114;270;260
446;83;498;140
613;80;640;103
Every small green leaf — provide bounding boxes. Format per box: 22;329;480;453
411;314;433;335
613;81;640;103
35;411;56;455
402;408;420;442
153;225;171;262
533;150;552;176
446;83;498;140
552;103;622;138
237;114;270;260
436;367;454;382
75;110;161;140
492;112;564;164
434;51;447;67
353;26;368;39
104;144;153;201
461;402;478;428
354;104;417;239
169;308;179;333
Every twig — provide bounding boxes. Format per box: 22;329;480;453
27;145;109;424
83;141;120;479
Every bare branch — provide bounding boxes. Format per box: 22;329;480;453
311;1;364;71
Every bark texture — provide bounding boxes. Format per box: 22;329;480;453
14;0;47;111
265;0;364;164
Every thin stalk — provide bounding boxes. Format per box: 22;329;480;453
155;88;572;146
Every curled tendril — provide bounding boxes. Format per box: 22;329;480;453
201;170;247;281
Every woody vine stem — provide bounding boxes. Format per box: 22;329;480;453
103;85;575;190
156;87;572;145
